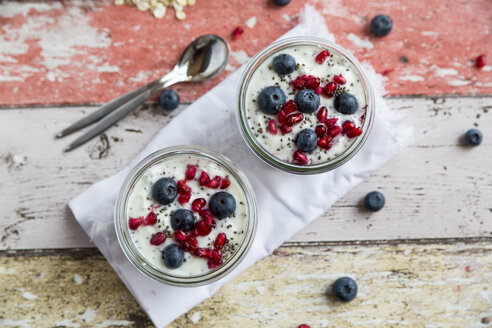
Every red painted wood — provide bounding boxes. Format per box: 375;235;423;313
0;0;491;106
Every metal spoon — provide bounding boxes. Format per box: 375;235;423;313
58;34;230;152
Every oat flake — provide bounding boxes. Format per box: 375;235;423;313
116;0;196;20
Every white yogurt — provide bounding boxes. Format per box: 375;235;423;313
245;45;367;164
126;154;248;277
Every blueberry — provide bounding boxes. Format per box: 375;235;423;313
332;277;358;302
464;129;482;146
370;15;393;37
296;129;317;152
152;177;178;205
159;89;180;111
334;92;358;115
162;244;184;269
258;86;286;115
209;191;236;219
170;209;196;232
272;54;296;75
273;0;291;5
364;191;385;211
295;89;320;114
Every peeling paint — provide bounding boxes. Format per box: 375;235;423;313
73;273;83;284
399;75;425;82
21;291;37;300
347;33;374;49
231;50;250;65
246;16;257;28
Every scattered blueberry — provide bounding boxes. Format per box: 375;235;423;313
364;191;385;211
272;53;296;75
332;277;358;302
334;92;358;115
152;177;178;205
162;244;184;269
209;191;236;219
273;0;291;6
295;89;320;114
464;129;483;146
258;86;286;115
170;209;196;232
370;15;393;37
159;89;180;111
296;129;317;152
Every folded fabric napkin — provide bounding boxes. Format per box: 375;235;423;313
70;5;410;327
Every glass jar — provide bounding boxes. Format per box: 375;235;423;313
115;145;257;287
236;36;375;174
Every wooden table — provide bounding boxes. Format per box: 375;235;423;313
1;1;491;327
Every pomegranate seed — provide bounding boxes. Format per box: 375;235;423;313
317;136;332;149
207;176;222;189
293;150;308;165
128;216;144;230
287;113;304;126
195;220;212;236
194;247;212;258
267;119;278;135
333;74;346;85
316;106;327;123
323;82;337;97
277;110;288;124
304;76;320;90
199;209;213;221
177;180;191;195
298;325;311;328
342;120;356;134
315;124;327;137
279;124;292;134
150;232;166;246
199;171;210;186
315;87;323;94
191;198;207;212
325;117;338;127
143;211;157;226
232;26;244;40
173;230;187;243
346;127;363;138
220;177;231;189
282;100;298;114
465;265;472;272
382;68;394;76
327;125;342;138
214;233;227;250
185;165;196;180
315;50;330;64
181;236;198;252
210;249;223;263
207;259;222;269
291;76;305;90
177;193;191;205
476;54;487;68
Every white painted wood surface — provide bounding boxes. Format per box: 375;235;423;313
1;96;491;250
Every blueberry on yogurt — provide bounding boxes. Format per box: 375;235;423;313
162;244;184;269
152;177;178;205
296;129;317;152
170;209;196;232
209;191;236;219
258;86;286;114
272;54;296;75
334;92;358;115
295;89;320;114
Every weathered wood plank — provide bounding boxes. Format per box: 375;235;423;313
0;96;491;250
1;242;491;327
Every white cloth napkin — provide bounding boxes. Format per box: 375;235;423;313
70;5;410;328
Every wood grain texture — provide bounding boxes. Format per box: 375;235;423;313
0;96;491;250
1;242;491;327
1;0;491;106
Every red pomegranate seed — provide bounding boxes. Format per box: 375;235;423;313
232;26;244;40
316;106;327;123
143;211;157;226
333;74;346;85
298;325;311;328
177;193;191;205
207;176;222;189
150;232;166;246
279;124;292;134
277;110;287;124
315;50;330;64
323;82;337;97
293;150;308;165
207;259;222;269
465;265;472;272
128;216;144;230
327;125;342;138
191;198;206;212
291;76;305;90
325;117;338;127
317;136;332;149
181;236;198;252
199;209;213;221
194;247;212;258
267;119;278;135
199;171;210;186
214;233;227;250
342;120;356;134
304;76;321;90
173;230;187;243
315;124;327;137
185;165;196;180
287;113;304;126
382;68;394;76
282;100;297;114
177;180;191;195
195;220;212;236
315;87;323;94
220;177;231;189
476;54;487;68
346;127;362;138
210;249;223;263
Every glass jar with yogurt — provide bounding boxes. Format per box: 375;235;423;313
237;36;375;174
115;146;257;287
